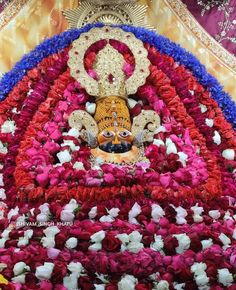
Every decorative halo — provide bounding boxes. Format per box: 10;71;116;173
68;26;150;97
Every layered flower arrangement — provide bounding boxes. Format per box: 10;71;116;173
0;24;235;289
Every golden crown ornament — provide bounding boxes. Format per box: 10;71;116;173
68;26;160;165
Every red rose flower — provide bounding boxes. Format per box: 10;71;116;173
102;233;121;252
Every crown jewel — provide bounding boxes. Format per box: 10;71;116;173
68;26;150;98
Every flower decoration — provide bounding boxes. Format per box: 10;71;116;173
0;24;235;288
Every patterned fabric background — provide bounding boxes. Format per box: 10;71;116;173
182;0;236;56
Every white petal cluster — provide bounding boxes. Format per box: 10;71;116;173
89;230;106;251
116;231;143;253
151;204;165;222
118;274;138;290
128;202;141;224
35;262;54;280
191;262;209;288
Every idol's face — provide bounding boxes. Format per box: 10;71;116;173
97;126;133;153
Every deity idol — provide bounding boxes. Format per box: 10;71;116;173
68;26;160;164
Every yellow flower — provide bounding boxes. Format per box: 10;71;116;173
0;274;8;285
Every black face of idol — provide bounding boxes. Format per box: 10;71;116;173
99;141;132;153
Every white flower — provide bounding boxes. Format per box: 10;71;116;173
209;210;221;219
224;210;234;221
126;231;143;253
63;273;79;290
177;152;188;167
191;204;204;223
154;280;169;290
7;206;19;220
213;131;221;145
0;141;7;154
154;125;166;134
0;238;7;248
88;206;97;219
15;214;26;229
39;203;50;214
107;208;120;218
17;230;33;247
1;120;16;134
222;149;235;160
174;283;185;290
195;273;209;286
129;231;142;243
191;262;207;274
199;103;207;113
61;140;80;151
118;274;137;290
57;150;71;164
36;213;49;223
233;228;236;239
18;237;29;247
73;161;85;170
205;118;213;127
126;241;144;253
66;237;78;249
201;239;213;249
68;262;84;274
127;98;137;109
153;139;165;147
60;209;75;222
151;235;164;251
35;262;54;280
116;233;129;244
219;233;231;247
43;226;60;237
63;128;80;138
0;174;3;186
128;202;141;224
173;205;187;224
95;285;105;290
166;138;177;154
13;262;30;276
218;268;233;286
89;242;102;251
99;215;114;223
0;263;7;272
191;262;209;287
86;102;96;114
174;233;190;254
99;207;120;223
12;274;26;284
1;228;11;238
41;236;56;248
64;199;78;211
151;204;165;222
0;188;6;200
91;230;105;243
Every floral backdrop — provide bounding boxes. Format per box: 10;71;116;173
0;24;235;289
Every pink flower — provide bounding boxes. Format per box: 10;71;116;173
47;248;61;259
160;174;171;187
86;177;102;187
103;173;115;185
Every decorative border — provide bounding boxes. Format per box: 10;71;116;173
164;0;236;73
0;0;29;30
0;23;236;129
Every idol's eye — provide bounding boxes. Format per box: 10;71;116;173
119;130;131;138
103;131;114;138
